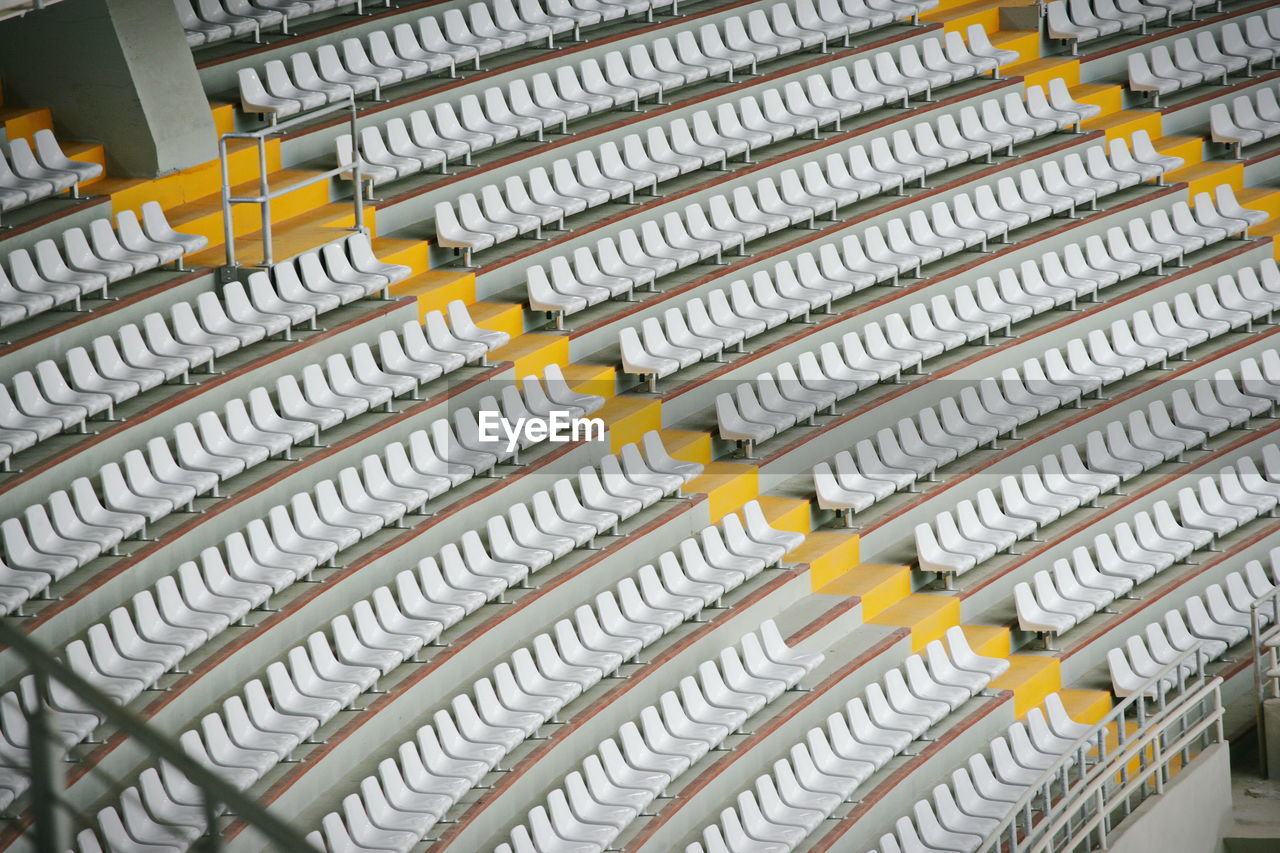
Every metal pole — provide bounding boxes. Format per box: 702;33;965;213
26;673;67;853
1254;600;1269;779
258;136;273;267
350;95;365;236
219;137;235;270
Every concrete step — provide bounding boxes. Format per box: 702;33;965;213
1071;82;1122;114
0;105;51;142
1081;108;1163;141
94;136;283;214
598;394;663;452
1170;160;1243;196
867;592;961;651
814;561;912;619
684;460;760;521
990;653;1062;716
1006;57;1079;90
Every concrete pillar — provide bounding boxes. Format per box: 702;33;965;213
0;0;217;177
1265;698;1280;780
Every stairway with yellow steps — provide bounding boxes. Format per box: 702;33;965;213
1056;688;1113;725
921;0;1037;34
815;562;912;618
991;653;1063;716
758;495;812;534
867;593;962;651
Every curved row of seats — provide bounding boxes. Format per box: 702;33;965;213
685;629;1007;853
174;0;302;46
0;130;103;220
914;361;1272;579
1210;80;1280;157
1128;11;1280;107
436;28;1013;265
816;273;1263;527
72;488;797;853
0;203;207;330
494;620;822;853
532;87;1091;327
1046;0;1216;54
1108;551;1277;697
0;200;201;326
0;375;620;817
847;694;1093;853
1018;445;1280;642
0;305;500;616
0;232;410;472
708;152;1206;455
351;21;1011;198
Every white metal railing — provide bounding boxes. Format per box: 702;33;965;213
980;646;1224;853
1250;586;1280;779
218;94;365;270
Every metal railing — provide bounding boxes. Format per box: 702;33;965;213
0;619;312;850
980;646;1225;853
218;94;365;271
1250;585;1280;779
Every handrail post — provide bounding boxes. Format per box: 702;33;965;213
27;672;67;853
258;136;273;267
219;136;235;271
350;94;365;236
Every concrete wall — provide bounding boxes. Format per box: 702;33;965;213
0;0;216;176
1108;741;1232;853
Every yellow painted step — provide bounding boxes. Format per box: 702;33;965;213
867;593;960;651
658;428;712;465
789;531;861;593
921;0;1002;33
490;332;567;378
1172;161;1242;196
1070;83;1120;115
393;269;477;318
991;654;1062;717
0;106;52;142
561;363;618;399
1236;188;1280;222
815;562;911;620
373;237;431;277
1055;689;1113;725
1081;109;1162;141
961;624;1011;658
758;495;811;535
684;461;759;521
597;395;662;453
97;138;283;214
1154;135;1204;167
185;203;367;268
470;302;525;339
210;101;236;137
989;30;1040;66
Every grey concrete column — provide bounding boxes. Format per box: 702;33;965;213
0;0;217;177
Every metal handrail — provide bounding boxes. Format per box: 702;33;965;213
979;645;1224;853
218;94;364;271
0;619;312;850
1250;584;1280;779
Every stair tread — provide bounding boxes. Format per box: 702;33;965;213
184;203;362;267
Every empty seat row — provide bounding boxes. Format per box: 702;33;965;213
1128;12;1280;107
1108;550;1278;696
0;377;614;807
687;628;1008;853
174;0;314;46
531;87;1086;325
1018;447;1280;643
1210;80;1280;157
1046;0;1215;54
298;512;799;852
853;693;1092;853
0;129;103;220
25;434;699;836
918;362;1272;582
0;202;210;331
0;309;502;616
492;621;822;853
0;233;414;467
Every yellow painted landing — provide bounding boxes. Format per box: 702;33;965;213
1252;221;1280;259
1081;109;1163;142
684;461;759;521
184;204;369;269
490;333;568;379
1070;83;1120;114
597;395;662;452
788;531;861;592
1008;57;1079;90
1154;135;1204;166
393;269;477;319
991;654;1062;717
923;0;1034;33
1055;688;1113;725
471;302;525;339
1172;161;1243;197
658;428;712;465
373;237;431;277
96;136;283;214
814;562;911;620
561;363;618;399
758;496;811;535
868;593;960;651
961;624;1011;658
